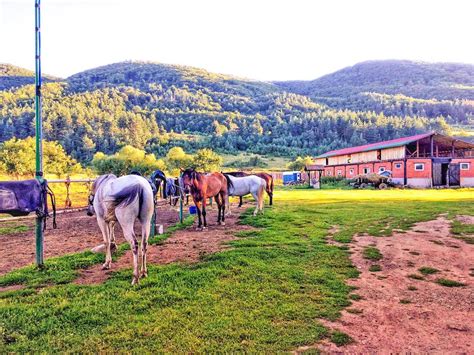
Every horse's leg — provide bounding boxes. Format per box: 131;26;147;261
202;199;208;228
195;200;203;230
251;190;259;216
110;220;117;253
225;194;232;216
97;217;112;270
259;185;265;214
116;209;140;285
220;193;226;225
238;196;243;208
140;217;151;279
214;195;222;224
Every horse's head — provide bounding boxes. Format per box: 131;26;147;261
150;169;166;189
86;174;116;216
181;168;198;189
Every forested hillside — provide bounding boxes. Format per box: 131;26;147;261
0;60;470;164
276;60;474;125
0;64;58;90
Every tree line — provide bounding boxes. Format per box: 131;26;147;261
0;61;463;166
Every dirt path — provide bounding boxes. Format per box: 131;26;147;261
75;207;254;285
317;217;474;353
0;205;180;275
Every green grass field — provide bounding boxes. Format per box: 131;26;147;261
0;189;473;352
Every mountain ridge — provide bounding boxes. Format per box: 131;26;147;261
0;60;472;163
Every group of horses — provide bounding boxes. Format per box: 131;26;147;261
87;169;274;285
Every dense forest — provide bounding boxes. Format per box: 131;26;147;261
276;60;474;124
1;60;472;164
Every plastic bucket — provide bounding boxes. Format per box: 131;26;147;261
189;205;197;214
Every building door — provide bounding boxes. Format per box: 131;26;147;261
448;164;460;186
432;163;446;186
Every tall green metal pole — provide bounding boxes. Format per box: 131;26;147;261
35;0;44;267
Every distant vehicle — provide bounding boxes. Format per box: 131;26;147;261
283;171;303;185
351;171;395;189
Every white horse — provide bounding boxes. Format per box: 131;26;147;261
225;174;266;216
87;174;154;285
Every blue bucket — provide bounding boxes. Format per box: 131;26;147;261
189;205;197;214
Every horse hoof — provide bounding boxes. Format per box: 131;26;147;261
140;271;148;279
131;278;139;286
220;222;225;226
196;227;203;231
102;263;110;270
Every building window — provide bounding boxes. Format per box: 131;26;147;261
460;163;470;170
414;163;424;171
363;167;370;174
378;167;386;173
326;170;332;176
337;170;342;176
349;168;354;175
395;163;402;169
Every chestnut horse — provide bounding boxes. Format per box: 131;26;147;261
181;168;230;230
227;172;274;206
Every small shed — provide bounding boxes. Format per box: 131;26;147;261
282;171;302;185
304;164;324;189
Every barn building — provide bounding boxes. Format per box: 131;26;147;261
314;132;474;188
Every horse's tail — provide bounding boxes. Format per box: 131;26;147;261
109;184;145;219
258;179;266;210
268;174;274;205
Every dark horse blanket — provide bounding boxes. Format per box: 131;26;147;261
0;179;56;229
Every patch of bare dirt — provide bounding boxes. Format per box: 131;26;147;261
0;284;25;293
325;225;343;246
0;205;181;275
456;215;474;225
74;204;255;285
317;217;474;353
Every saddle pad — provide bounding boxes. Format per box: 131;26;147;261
0;189;19;210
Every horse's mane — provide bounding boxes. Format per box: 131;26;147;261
226;171;248;177
223;173;234;190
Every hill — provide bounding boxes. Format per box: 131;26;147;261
0;61;465;164
0;64;59;90
276;60;474;126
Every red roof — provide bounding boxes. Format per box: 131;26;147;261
316;132;433;158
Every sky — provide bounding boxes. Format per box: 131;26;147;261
1;0;473;81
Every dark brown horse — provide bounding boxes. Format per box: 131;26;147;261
181;168;230;230
227;171;274;206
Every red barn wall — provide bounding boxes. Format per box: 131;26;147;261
452;158;474;186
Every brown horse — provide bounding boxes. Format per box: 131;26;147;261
181;168;230;230
227;171;274;206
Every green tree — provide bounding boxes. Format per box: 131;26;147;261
165;147;193;175
287;156;313;171
0;137;81;178
91;145;165;176
193;148;223;172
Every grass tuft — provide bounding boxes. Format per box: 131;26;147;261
435;278;466;287
363;247;383;261
369;264;382;272
330;331;353;346
418;266;439;275
399;299;411;304
408;273;424;280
